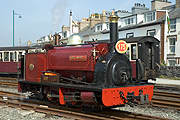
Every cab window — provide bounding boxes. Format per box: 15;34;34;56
131;44;137;60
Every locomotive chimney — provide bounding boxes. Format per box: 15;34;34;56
109;11;119;53
54;33;61;45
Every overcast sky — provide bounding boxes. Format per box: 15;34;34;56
0;0;175;47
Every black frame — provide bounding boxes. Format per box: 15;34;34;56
126;32;134;38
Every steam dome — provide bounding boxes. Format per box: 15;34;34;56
67;34;83;45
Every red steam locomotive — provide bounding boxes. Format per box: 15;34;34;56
18;13;159;108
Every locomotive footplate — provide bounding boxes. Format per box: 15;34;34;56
102;85;154;107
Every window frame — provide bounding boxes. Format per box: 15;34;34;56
4;52;10;62
168;35;177;54
147;29;156;37
144;11;156;22
126;32;134;38
125;17;134;25
168;59;176;66
170;19;176;32
126;43;138;61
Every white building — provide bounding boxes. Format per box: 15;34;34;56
165;7;180;66
79;0;180;66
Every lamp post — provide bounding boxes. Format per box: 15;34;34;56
13;10;22;47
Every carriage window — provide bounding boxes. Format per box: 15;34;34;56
131;44;137;60
0;52;2;61
14;52;17;62
4;52;9;61
10;52;14;62
18;52;22;61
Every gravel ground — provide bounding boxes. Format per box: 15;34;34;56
0;87;18;94
0;105;74;120
116;105;180;120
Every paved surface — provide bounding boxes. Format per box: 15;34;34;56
149;78;180;85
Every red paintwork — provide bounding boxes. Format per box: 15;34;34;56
102;85;154;107
59;88;65;105
47;44;108;71
46;43;108;83
18;82;22;92
80;92;95;103
130;61;136;79
25;53;47;82
0;61;19;74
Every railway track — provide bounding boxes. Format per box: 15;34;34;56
152;90;180;111
0;90;168;120
0;81;18;87
0;77;18;87
0;77;17;81
0;77;179;112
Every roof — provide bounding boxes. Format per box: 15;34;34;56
94;36;160;44
0;45;43;51
169;8;180;19
102;20;162;34
121;36;160;43
0;46;30;51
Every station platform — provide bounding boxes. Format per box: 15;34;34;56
149;78;180;86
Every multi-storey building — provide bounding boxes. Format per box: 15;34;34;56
79;0;180;66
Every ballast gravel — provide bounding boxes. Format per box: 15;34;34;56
0;106;74;120
0;87;180;120
116;105;180;120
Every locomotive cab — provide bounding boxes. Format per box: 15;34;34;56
123;36;160;81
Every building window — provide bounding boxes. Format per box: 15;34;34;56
125;18;134;25
145;11;155;22
106;23;109;30
126;33;134;38
63;31;67;38
168;59;176;66
97;25;102;31
168;37;176;54
147;29;156;37
170;19;176;32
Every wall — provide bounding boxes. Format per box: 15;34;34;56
151;0;172;10
160;66;180;77
118;24;161;40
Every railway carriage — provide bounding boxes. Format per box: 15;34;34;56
0;46;28;77
0;46;43;77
